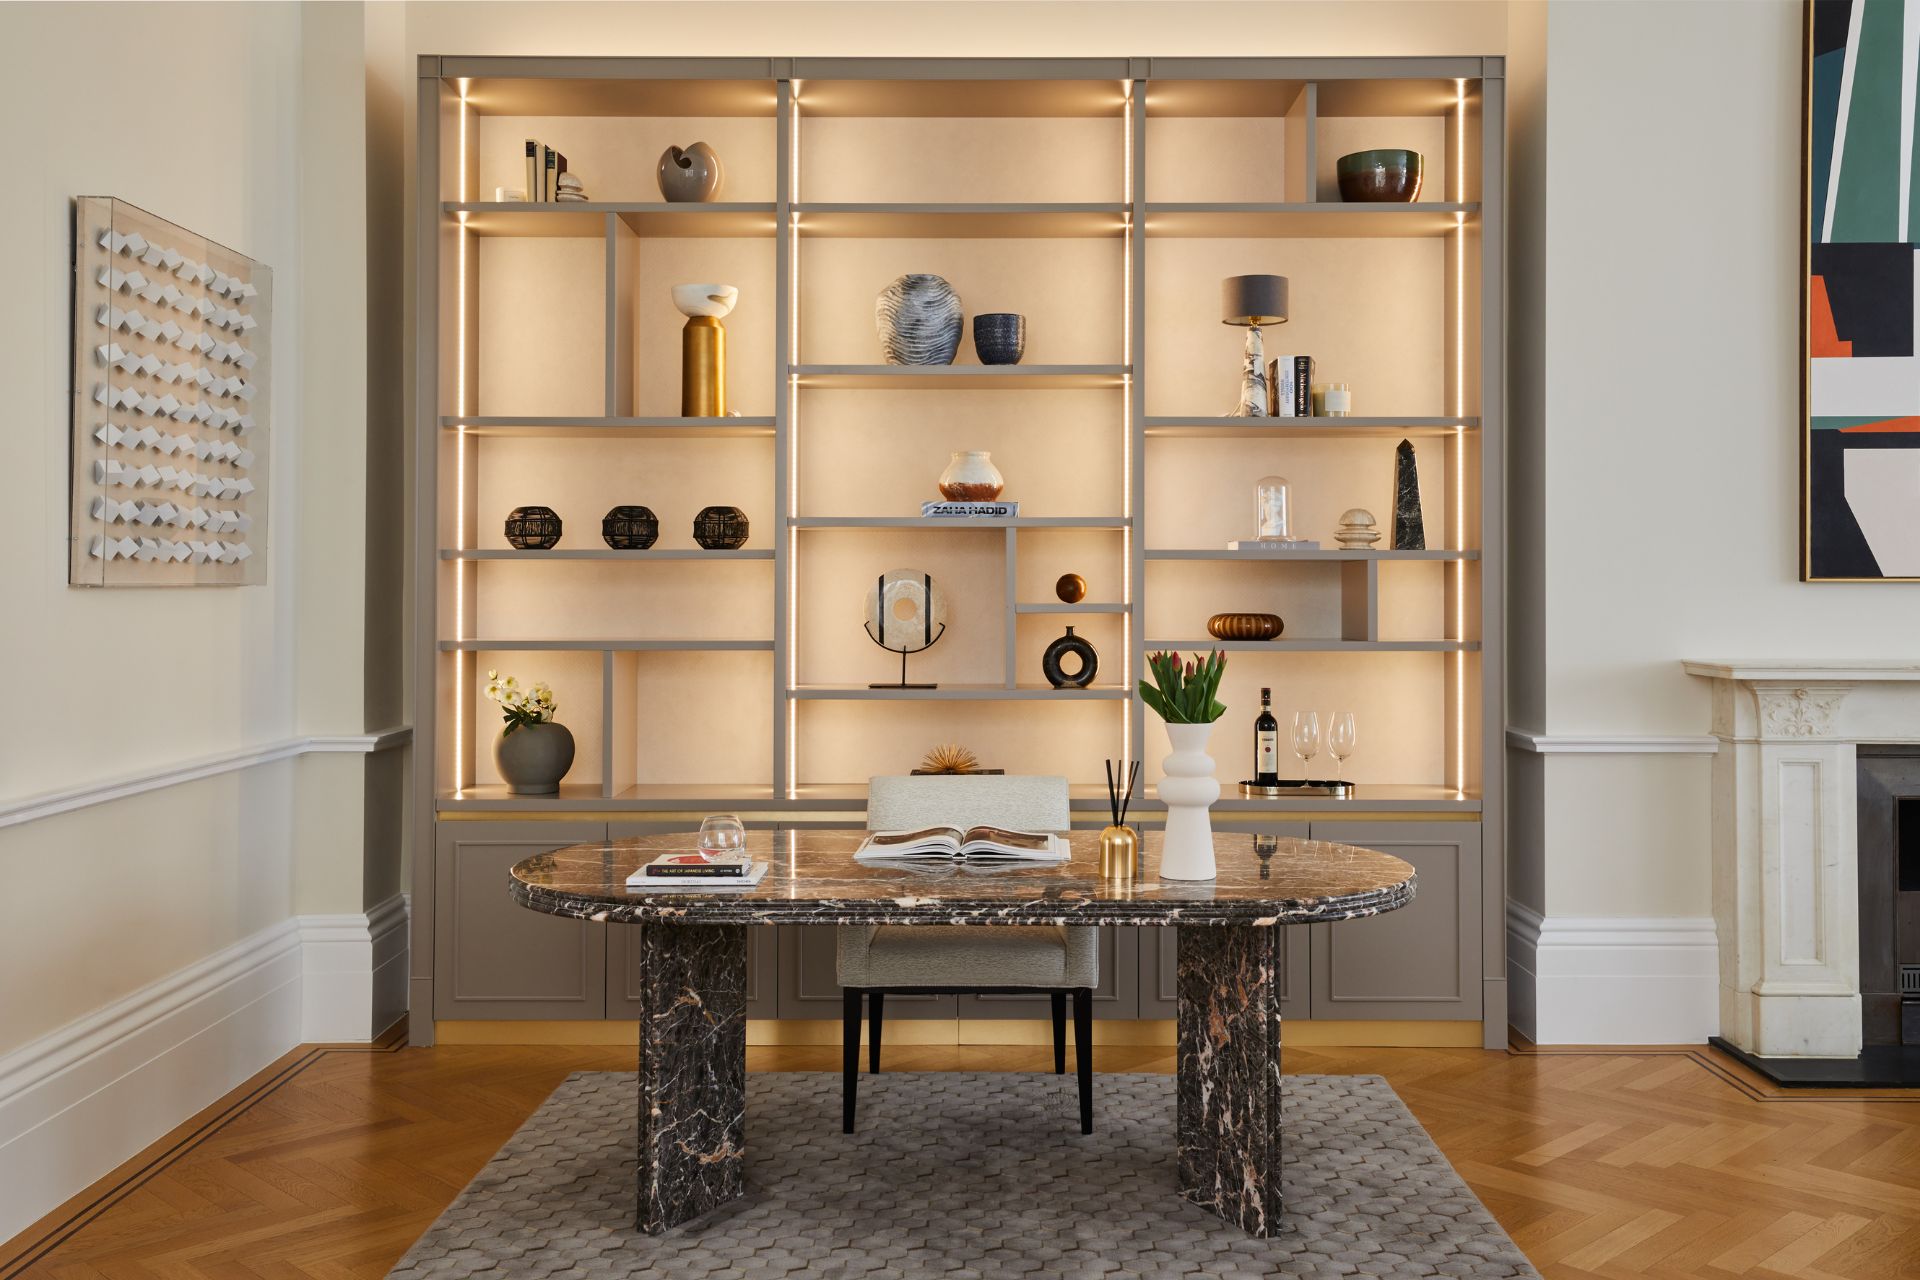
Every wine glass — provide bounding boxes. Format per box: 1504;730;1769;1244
1290;711;1321;779
697;813;747;856
1327;712;1357;778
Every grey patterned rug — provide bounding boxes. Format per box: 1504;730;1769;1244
391;1072;1538;1279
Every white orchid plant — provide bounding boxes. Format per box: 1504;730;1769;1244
484;669;557;735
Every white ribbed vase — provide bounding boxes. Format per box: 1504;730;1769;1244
1155;721;1220;881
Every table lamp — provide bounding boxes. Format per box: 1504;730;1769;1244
1222;274;1289;417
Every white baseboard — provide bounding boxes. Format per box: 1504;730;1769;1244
0;897;411;1243
1506;902;1719;1045
0;921;303;1242
300;893;410;1042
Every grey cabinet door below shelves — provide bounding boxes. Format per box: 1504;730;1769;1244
1305;820;1482;1021
433;821;609;1021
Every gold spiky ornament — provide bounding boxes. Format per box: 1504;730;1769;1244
919;743;980;774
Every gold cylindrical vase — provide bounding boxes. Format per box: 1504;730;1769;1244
1099;824;1138;882
681;315;726;416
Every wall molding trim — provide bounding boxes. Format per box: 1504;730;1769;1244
0;727;411;830
0;897;411;1241
0;920;303;1242
1505;727;1719;755
1506;902;1719;1045
299;894;411;1043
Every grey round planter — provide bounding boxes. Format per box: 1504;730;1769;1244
495;721;576;795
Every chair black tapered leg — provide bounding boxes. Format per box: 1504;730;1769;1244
1073;987;1093;1135
842;987;861;1133
1050;991;1067;1074
868;991;885;1073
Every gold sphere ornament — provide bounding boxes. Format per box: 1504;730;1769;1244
1055;573;1087;604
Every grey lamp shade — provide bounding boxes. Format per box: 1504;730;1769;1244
1222;274;1289;326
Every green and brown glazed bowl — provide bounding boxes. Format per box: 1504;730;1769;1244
1336;149;1424;203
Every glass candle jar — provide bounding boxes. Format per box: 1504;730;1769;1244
1255;475;1292;540
1326;383;1353;417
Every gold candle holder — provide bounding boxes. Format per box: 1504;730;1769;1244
1099;824;1138;882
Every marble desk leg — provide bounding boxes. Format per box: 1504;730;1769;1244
635;922;748;1234
1175;923;1284;1237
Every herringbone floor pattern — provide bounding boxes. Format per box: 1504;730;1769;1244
4;1034;1916;1279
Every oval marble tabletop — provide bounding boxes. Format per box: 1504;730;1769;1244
509;830;1415;927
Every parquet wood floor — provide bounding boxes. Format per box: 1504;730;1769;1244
4;1030;1917;1279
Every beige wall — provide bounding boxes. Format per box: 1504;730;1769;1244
1514;0;1863;921
0;1;390;1057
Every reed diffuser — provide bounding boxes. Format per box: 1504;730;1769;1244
1100;759;1141;882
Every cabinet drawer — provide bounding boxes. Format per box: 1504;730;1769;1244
1305;821;1482;1020
433;821;608;1020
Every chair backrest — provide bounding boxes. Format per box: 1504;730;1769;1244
866;774;1071;833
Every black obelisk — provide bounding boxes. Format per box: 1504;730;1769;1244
1391;439;1425;551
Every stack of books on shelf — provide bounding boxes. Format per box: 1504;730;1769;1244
522;140;587;202
1265;354;1315;416
624;851;768;891
922;500;1018;518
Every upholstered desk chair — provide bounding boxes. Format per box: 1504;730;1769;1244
838;773;1096;1134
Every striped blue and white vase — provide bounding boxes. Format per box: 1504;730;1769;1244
876;274;963;366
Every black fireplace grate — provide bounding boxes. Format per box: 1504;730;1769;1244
1903;965;1920;997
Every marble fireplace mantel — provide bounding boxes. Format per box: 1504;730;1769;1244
1683;660;1920;1058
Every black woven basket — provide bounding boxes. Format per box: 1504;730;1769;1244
602;504;659;550
693;505;750;550
504;505;562;550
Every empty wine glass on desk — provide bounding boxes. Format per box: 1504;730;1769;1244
1327;712;1357;778
697;813;747;855
1291;710;1322;780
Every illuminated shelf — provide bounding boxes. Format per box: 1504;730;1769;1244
1145;639;1481;653
439;549;775;561
434;780;1481;815
443;202;777;237
441;416;775;438
791;516;1130;530
1144;202;1478;238
792;365;1128;389
790;684;1132;701
439;639;774;652
1145;416;1477;439
1014;602;1130;614
794;202;1127;238
1145;549;1479;561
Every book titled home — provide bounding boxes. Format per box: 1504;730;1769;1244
1267;356;1296;417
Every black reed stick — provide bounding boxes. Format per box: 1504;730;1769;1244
1105;758;1119;826
1119;760;1140;827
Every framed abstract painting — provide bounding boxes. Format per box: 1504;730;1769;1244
1804;0;1920;580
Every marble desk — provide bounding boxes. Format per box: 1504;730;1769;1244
510;830;1415;1238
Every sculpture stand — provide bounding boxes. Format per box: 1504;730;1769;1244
865;626;944;689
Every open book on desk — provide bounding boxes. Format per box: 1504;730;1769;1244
854;826;1067;863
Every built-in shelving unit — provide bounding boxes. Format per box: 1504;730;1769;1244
414;54;1504;1044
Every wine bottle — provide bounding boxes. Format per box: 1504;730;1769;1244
1254;687;1280;785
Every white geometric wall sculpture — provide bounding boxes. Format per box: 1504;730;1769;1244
70;197;271;586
